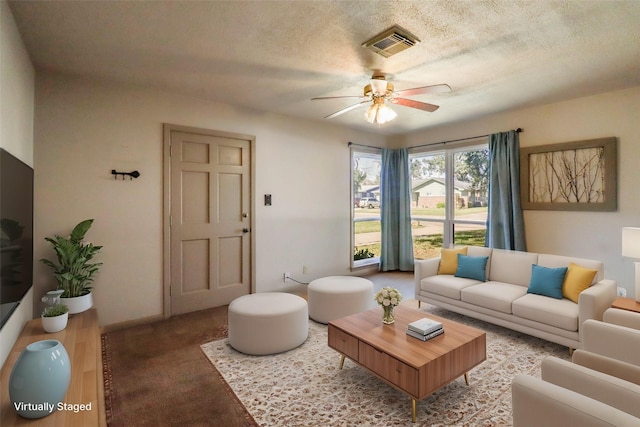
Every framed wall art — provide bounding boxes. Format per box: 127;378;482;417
520;137;617;211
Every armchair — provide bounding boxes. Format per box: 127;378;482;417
580;316;640;366
570;311;640;385
603;307;640;330
512;357;640;426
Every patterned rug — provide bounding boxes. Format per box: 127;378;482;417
201;304;570;426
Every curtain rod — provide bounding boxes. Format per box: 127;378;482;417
348;128;522;151
347;141;382;150
409;128;523;150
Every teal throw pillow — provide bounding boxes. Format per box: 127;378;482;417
527;264;568;299
454;254;489;282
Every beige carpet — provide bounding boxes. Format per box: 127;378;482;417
201;303;570;426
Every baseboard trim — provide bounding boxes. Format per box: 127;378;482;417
101;314;165;334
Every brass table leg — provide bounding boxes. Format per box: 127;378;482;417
464;372;470;386
411;398;416;423
339;354;345;370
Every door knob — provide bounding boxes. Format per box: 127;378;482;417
242;228;250;233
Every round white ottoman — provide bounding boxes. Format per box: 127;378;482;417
308;276;374;324
228;292;308;355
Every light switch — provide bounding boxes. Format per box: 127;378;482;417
264;194;272;206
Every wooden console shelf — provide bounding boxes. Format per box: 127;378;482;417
0;308;106;426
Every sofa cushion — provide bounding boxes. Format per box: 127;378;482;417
562;263;598;303
527;264;568;299
461;282;528;314
437;247;468;275
513;294;579;331
489;249;539;287
455;254;489;281
467;246;493;273
420;275;480;300
538;254;604;283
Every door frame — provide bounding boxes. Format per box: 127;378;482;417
162;123;256;319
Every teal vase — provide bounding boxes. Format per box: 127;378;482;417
9;340;71;419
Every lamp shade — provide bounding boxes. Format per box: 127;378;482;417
622;227;640;259
364;102;397;125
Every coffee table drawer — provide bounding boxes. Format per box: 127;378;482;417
359;341;419;396
328;324;359;361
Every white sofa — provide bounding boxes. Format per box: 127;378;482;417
414;246;617;349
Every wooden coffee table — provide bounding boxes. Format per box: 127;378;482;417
328;305;486;422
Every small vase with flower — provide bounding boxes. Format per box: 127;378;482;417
374;287;402;324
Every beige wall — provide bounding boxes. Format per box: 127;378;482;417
0;0;34;367
33;73;386;326
32;73;640;327
401;86;640;296
15;30;640;329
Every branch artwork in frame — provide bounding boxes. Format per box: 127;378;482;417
520;137;617;211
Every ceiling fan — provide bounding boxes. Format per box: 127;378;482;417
311;72;451;125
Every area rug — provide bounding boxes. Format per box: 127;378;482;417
201;304;570;426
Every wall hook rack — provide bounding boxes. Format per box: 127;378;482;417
111;169;141;180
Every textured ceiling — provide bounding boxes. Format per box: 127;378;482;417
8;0;640;135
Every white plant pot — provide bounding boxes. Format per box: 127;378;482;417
61;292;93;314
41;312;68;333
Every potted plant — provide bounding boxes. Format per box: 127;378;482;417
40;219;103;314
41;304;69;333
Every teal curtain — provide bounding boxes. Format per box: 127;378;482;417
380;148;414;271
486;130;527;250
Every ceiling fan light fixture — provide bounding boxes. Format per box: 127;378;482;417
371;78;389;95
364;81;394;96
365;100;397;125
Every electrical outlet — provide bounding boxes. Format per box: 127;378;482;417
283;272;291;282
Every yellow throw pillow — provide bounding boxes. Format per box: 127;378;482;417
562;262;598;303
438;247;468;275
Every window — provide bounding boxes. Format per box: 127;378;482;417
352;147;381;267
350;140;489;266
410;140;489;259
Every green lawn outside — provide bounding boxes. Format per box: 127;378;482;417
354;229;486;260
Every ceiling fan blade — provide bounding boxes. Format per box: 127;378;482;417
392;97;439;112
324;100;371;119
311;95;367;100
394;84;451;97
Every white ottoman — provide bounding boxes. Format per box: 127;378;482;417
228;292;308;355
308;276;374;324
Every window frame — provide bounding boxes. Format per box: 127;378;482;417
350;138;489;267
409;138;489;254
351;145;382;269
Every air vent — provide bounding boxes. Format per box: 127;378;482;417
362;25;420;58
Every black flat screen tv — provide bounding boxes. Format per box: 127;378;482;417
0;148;34;329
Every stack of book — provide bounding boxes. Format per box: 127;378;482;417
406;317;444;341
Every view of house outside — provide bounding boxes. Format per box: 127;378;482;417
353;145;489;262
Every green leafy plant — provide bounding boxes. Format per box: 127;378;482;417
354;248;375;260
40;219;103;298
42;303;69;317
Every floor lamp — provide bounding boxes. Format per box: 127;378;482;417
622;227;640;302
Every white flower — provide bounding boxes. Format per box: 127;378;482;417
374;287;402;308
